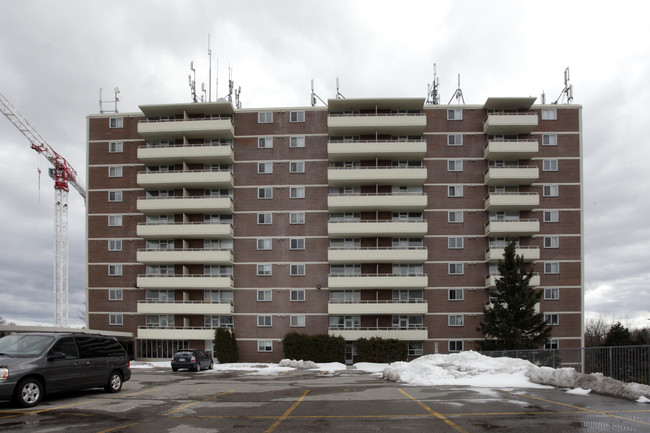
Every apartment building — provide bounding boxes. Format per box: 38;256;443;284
86;95;583;362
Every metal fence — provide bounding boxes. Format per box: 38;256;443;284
481;345;650;385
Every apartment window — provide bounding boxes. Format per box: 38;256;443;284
290;315;305;327
258;213;272;225
108;264;122;276
290;111;305;122
108;141;123;153
108;289;123;301
448;315;464;326
257;238;272;250
290;289;305;301
543;159;558;172
257;315;272;327
258;340;273;352
542;134;558;146
258;111;273;123
544;210;559;222
448;237;464;249
544;236;559;248
258;137;273;148
544;262;560;274
258;162;273;174
290;161;305;173
108;215;123;227
290;238;305;250
257;290;272;301
541;108;557;120
545;314;560;325
108;190;123;202
108;166;123;178
447;134;463;146
290;136;305;148
448;160;463;171
448;263;464;275
449;341;464;352
543;185;559;197
109;314;123;326
109;117;123;128
290;186;305;199
448;185;463;197
448;211;463;223
258;187;273;199
290;264;305;276
408;341;424;356
108;239;122;251
545;339;559;350
449;289;464;301
290;212;305;224
257;264;272;276
544;288;560;300
447;109;462;120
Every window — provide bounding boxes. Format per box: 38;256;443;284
108;141;123;153
258;340;273;352
448;185;463;197
290;161;305;173
258;162;273;174
290;111;305;122
541;108;557;120
108;215;123;227
290;136;305;148
258;111;273;123
290;186;305;198
257;264;272;276
257;315;272;327
545;339;559;350
449;289;464;301
448;160;463;171
449;340;464;352
544;210;559;222
448;315;464;326
108;166;123;178
108;190;123;202
108;289;122;301
544;288;560;300
290;212;305;224
258;137;273;148
448;211;463;223
545;314;560;325
290;238;305;250
257;238;272;250
204;315;233;329
447;109;462;120
447;134;463;146
545;262;560;274
392;315;423;329
448;237;464;249
108;264;122;276
290;289;305;301
408;341;424;356
109;314;123;326
258;187;273;199
448;263;464;275
108;239;122;251
258;213;272;224
544;236;559;248
290;264;305;276
543;159;558;171
543;185;559;197
109;117;123;128
257;290;272;301
290;315;305;327
542;134;558;146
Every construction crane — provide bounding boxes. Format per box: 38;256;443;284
0;92;86;327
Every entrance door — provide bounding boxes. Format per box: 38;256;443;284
345;343;355;365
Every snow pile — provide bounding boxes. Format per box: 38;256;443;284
279;359;319;369
353;362;388;375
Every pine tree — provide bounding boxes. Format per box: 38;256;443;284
604;322;633;346
477;240;552;350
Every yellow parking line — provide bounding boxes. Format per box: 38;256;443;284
264;389;310;433
164;390;234;416
96;422;139;433
399;388;470;433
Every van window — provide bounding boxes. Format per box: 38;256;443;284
50;337;79;359
0;334;54;356
75;336;125;357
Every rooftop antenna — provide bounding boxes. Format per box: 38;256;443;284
227;65;234;103
215;58;219;100
448;73;465;104
208;33;212;102
235;86;242;109
554;67;573;104
541;91;546;104
336;77;345;99
426;63;440;105
310;79;328;107
188;61;197;102
201;82;207;102
99;87;121;113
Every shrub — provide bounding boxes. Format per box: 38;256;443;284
214;328;238;363
282;332;345;362
356;337;407;363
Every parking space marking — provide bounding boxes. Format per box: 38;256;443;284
263;389;310;433
96;422;139;433
163;389;234;416
398;388;470;433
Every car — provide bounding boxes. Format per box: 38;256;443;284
171;349;214;372
0;332;131;408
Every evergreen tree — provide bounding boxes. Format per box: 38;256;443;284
213;328;239;363
477;240;552;350
603;322;634;346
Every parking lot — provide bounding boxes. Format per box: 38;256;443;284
2;366;650;432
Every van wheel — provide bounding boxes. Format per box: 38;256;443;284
104;371;123;393
14;378;43;408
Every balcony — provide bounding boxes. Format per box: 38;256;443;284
328;247;427;264
137;300;233;315
137;222;233;240
328;274;428;289
328;113;426;136
328;220;428;237
137;327;218;340
137;117;234;140
484;139;538;160
328;139;426;161
482;112;538;135
327;167;427;187
486;273;540;288
328;300;428;315
484;192;539;211
137;248;233;265
137;169;233;190
137;196;233;214
328;193;427;212
136;274;233;289
485;219;540;236
328;327;428;340
484;166;539;186
138;143;234;164
485;246;540;262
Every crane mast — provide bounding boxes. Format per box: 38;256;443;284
0;92;86;327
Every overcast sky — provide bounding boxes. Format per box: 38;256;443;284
1;0;649;329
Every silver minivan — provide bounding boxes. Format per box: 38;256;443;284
0;332;131;407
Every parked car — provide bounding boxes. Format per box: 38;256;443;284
171;349;213;372
0;332;131;408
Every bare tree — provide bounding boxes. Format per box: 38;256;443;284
584;317;610;347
